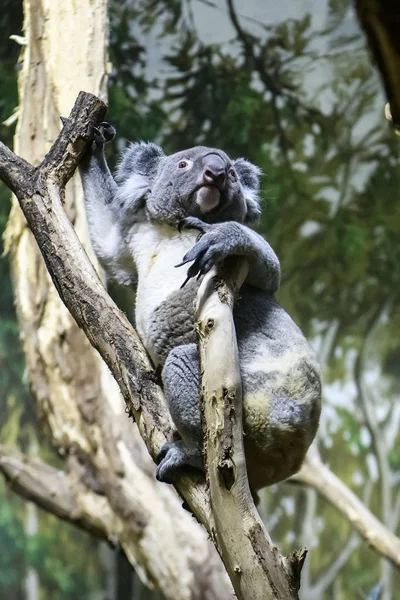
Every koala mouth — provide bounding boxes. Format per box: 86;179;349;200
195;184;221;214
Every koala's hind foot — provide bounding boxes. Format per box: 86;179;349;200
156;440;203;483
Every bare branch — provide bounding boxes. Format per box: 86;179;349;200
196;257;306;598
0;143;36;196
40;92;107;186
0;91;214;532
0;445;113;540
291;451;400;568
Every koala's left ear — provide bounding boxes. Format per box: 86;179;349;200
232;158;262;224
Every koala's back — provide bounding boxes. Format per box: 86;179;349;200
146;281;321;489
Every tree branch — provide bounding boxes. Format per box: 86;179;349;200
290;450;400;568
0;91;296;597
196;257;306;598
0;144;36;196
0;445;113;540
40;94;108;186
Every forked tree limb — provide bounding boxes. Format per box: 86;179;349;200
0;91;300;598
196;258;306;599
0;91;212;526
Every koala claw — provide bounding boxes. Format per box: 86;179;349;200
156;440;203;483
178;216;210;234
156;442;181;483
176;222;230;284
93;122;116;147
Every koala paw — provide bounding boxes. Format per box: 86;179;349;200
93;122;116;148
156;440;203;483
176;218;244;286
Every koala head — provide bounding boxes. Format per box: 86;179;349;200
116;142;262;225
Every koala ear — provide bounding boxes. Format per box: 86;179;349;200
116;141;165;184
232;158;262;224
115;142;165;213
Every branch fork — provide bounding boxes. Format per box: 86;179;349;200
0;91;306;598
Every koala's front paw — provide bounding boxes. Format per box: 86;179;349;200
93;122;116;148
176;218;243;286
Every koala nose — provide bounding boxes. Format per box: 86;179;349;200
202;155;226;190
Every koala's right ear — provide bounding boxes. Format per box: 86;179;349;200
232;158;262;224
115;142;165;212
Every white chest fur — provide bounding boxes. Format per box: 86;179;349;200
128;222;197;345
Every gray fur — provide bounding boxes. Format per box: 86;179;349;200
147;279;199;363
79;123;322;491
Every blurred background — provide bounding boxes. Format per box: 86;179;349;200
0;0;399;598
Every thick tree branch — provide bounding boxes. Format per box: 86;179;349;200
196;257;305;599
291;451;400;568
0;144;36;196
0;445;115;540
40;95;108;186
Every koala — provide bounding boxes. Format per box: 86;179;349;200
79;122;321;492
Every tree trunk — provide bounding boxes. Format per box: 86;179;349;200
354;0;400;129
4;2;231;599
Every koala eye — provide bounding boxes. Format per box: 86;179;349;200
229;168;237;179
177;159;193;171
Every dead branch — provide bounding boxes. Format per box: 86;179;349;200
1;91;214;524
